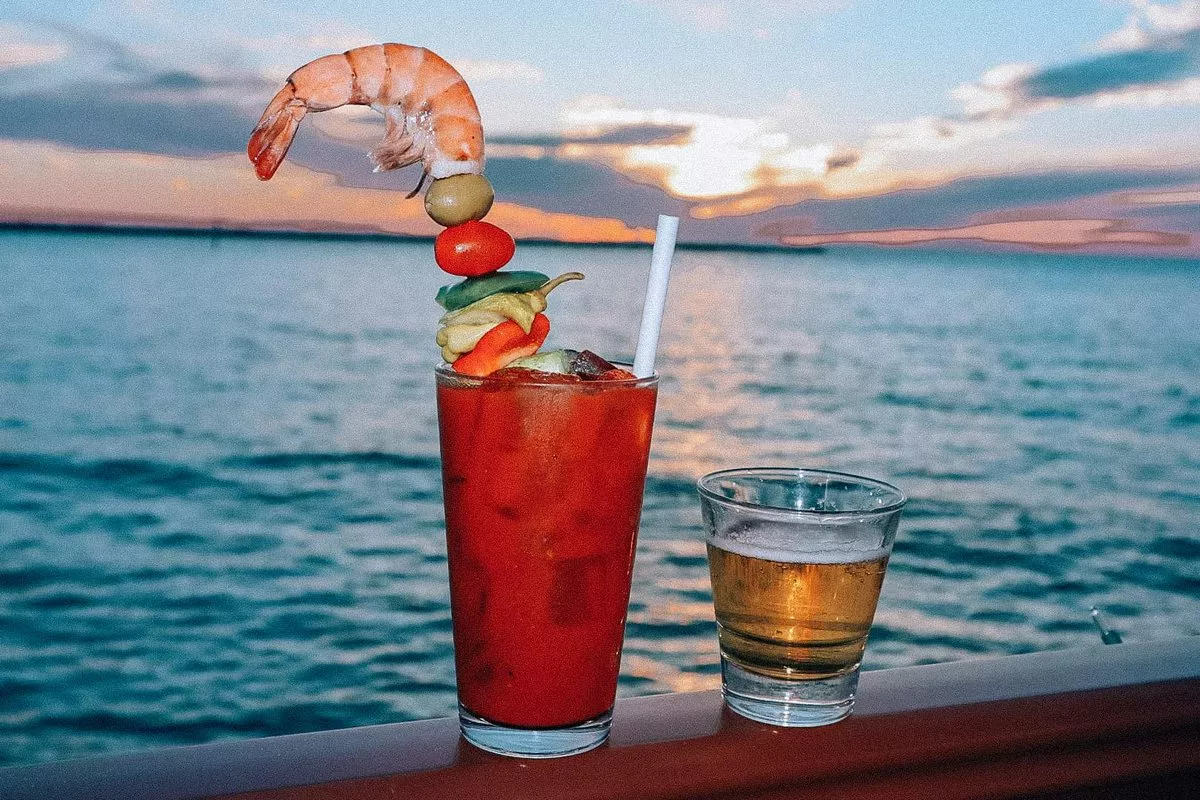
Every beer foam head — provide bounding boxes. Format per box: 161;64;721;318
706;520;889;564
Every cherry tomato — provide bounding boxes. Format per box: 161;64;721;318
434;221;516;277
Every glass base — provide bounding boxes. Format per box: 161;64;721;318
720;656;858;727
458;704;612;758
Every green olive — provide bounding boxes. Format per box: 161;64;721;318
424;174;495;226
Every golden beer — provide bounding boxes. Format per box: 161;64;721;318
699;467;905;726
706;541;888;680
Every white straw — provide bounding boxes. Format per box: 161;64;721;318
633;214;679;378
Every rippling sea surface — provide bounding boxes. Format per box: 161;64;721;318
2;229;1198;766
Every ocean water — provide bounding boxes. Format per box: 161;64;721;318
1;229;1197;766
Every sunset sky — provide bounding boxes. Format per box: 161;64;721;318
3;0;1200;254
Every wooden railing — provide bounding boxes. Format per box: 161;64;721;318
3;637;1198;799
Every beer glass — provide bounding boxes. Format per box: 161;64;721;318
698;468;905;727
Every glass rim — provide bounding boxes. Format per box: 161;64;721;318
697;466;907;516
434;360;658;387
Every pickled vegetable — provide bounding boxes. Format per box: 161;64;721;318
452;314;551;376
439;272;584;333
437;320;502;363
425;174;495;226
436;270;550;311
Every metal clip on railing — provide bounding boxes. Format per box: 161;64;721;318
1091;605;1123;644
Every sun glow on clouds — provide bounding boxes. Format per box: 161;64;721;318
561;96;834;199
542;0;1200;222
0;139;651;244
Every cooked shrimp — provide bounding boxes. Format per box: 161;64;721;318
248;43;483;185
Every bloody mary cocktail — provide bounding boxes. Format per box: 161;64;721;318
436;363;657;757
246;35;677;760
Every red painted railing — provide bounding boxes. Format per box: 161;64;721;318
3;638;1198;799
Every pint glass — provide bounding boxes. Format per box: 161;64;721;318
436;364;658;756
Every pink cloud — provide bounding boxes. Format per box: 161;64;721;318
776;218;1190;251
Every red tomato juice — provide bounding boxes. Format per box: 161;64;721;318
436;365;658;728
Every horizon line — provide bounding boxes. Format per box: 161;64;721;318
5;220;1200;263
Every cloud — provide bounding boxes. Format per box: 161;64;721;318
1021;33;1199;103
454;59;545;84
528;3;1199;210
0;23;550;174
494;124;694;147
0;24;284;156
1089;75;1200;107
156;101;689;231
484;149;688;223
0;24;69;69
1;22;268;96
6;131;1198;254
956;2;1200;121
871;2;1200;156
0;88;259;156
0;31;682;230
1102;0;1200;51
1098;19;1155;52
0;138;654;244
505;1;1200;216
223;30;546;84
750;166;1200;233
0;65;271;156
4;11;1197;255
1119;184;1200;205
554;96;841;199
774;218;1189;250
21;21;145;78
741;165;1200;253
825;150;860;171
221;29;379;62
867;114;1019;154
0;42;67;69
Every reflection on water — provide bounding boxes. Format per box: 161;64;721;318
621;654;720;694
652;262;752;478
2;230;1199;765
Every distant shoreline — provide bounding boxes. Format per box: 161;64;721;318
7;220;1198;263
0;220;826;255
